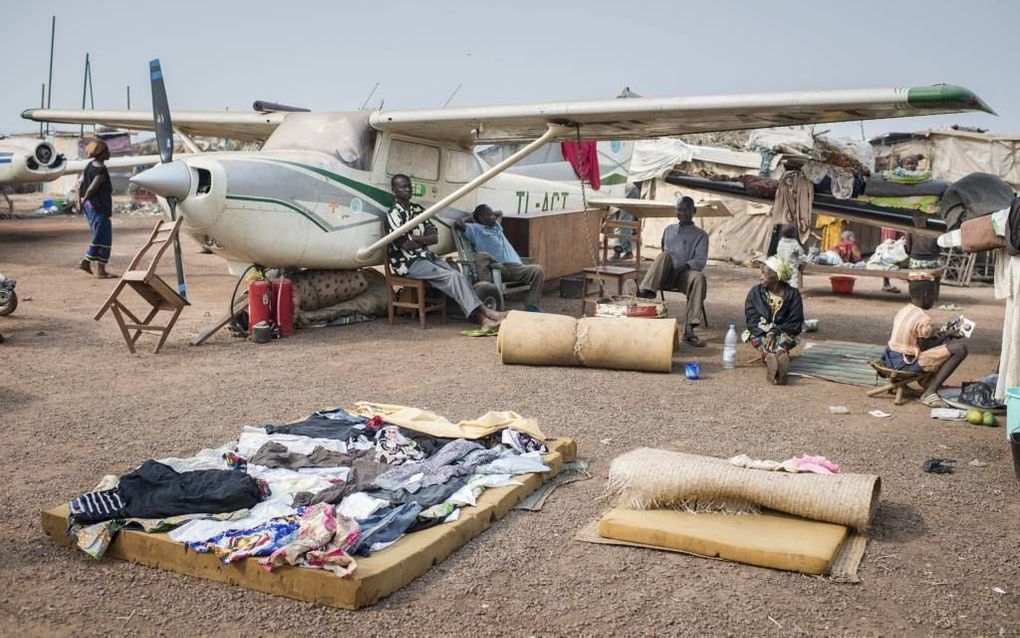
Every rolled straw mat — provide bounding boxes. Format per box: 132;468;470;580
608;448;880;531
496;311;678;373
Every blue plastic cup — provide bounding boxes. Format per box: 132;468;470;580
685;362;700;380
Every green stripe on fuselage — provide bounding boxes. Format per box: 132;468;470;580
268;160;394;208
225;194;330;232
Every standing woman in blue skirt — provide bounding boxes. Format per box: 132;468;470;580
77;139;116;278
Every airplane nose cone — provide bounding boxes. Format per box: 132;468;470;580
131;160;192;200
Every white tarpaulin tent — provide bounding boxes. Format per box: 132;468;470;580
871;128;1020;189
628;140;773;262
639;181;772;263
928;130;1020;188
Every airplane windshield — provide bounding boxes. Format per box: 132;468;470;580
263;112;376;171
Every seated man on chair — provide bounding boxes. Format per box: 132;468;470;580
882;274;968;407
454;204;545;312
637;196;708;347
385;174;505;329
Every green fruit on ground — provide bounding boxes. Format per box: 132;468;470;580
967;409;984;424
982;411;997;426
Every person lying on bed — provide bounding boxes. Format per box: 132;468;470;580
882;274;968;407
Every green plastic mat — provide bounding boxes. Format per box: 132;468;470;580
789;340;886;387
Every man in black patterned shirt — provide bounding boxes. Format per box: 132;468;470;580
386;174;505;328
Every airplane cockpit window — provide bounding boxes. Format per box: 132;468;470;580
262;112;376;171
445;150;482;183
386;139;440;182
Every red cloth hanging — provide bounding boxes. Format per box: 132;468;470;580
560;140;601;190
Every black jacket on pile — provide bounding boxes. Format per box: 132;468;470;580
744;283;804;338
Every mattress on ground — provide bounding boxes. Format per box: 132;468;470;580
597;507;849;575
40;439;576;610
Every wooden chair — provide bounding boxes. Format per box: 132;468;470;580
601;217;642;268
384;260;447;329
866;360;935;405
94;217;189;354
580;265;638;315
658;284;710;327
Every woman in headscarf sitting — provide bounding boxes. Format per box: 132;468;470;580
77;139;116;278
742;256;804;385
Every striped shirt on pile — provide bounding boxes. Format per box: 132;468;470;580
70;489;126;523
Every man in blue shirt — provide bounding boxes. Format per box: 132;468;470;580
454;205;545;311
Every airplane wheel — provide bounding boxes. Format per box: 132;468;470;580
473;282;503;312
0;290;17;316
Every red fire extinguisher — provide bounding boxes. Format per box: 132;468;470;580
248;279;272;335
272;277;294;338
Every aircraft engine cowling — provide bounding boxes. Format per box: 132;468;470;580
0;141;67;184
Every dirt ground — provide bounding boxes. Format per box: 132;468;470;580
1;210;1017;637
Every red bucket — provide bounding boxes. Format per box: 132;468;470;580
829;275;856;295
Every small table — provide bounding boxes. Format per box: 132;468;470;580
580;265;639;315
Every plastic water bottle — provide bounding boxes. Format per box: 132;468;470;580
722;324;738;370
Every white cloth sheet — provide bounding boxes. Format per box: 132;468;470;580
994;249;1020;403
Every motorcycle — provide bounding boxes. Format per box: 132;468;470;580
0;273;17;316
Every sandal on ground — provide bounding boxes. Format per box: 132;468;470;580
776;350;790;385
882;285;901;294
682;335;706;348
461;327;499;337
764;353;779;384
921;393;950;408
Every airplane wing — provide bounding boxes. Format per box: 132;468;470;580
369;85;992;144
64;155;175;174
588;197;731;219
20;109;286;142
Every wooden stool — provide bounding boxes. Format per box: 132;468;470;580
866;361;935;405
580;265;638;315
601;218;642;267
384;260;447;329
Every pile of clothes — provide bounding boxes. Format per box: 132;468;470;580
66;403;552;578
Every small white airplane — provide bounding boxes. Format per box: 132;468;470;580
0;136;168;212
23;66;991;277
0;137;172;186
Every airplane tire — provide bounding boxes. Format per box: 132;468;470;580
0;290;17;316
473;282;503;312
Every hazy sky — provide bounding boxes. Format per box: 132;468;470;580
4;0;1016;142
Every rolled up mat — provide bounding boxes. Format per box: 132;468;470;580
497;311;678;373
575;316;677;372
497;311;578;367
608;448;880;530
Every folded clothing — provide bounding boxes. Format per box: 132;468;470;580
70;461;264;525
250;442;366;470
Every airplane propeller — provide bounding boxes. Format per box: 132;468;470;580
148;58;188;301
